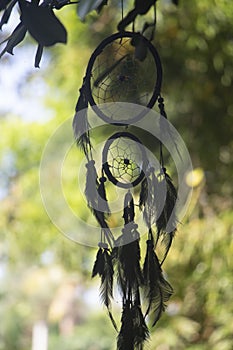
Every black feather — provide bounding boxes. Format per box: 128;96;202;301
92;246;105;278
114;224;143;301
117;302;134;350
99;248;114;308
72;79;92;158
131;303;149;348
85;160;99;210
157;170;177;232
117;300;149;350
140;168;159;230
139;177;148;210
92;245;117;331
123;190;135;224
84;161;114;247
143;237;173;326
97;176;110;217
156;168;177;264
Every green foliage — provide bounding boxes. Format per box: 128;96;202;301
0;0;233;349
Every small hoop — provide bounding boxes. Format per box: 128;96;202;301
102;131;148;188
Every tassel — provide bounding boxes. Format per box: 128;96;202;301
117;302;134;350
85;160;99;210
92;245;105;278
100;246;114;309
85;160;114;247
97;176;110;217
139;168;159;231
117;299;149;350
123;190;135;224
139;177;148;210
114;221;143;304
143;235;173;326
131;302;149;348
92;242;117;331
72;78;92;158
115;192;143;301
156;167;177;265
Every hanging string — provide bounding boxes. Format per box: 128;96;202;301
151;1;157;41
121;0;124;21
158;95;167;169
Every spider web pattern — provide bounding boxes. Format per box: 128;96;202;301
106;137;143;185
90;37;157;123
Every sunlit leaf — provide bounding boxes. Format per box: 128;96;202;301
77;0;106;21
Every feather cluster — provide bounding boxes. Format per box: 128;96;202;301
156;168;177;264
84;160;113;247
143;237;173;326
92;244;117;331
91;181;175;349
140;167;177;264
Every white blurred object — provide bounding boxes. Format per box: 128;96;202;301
32;321;48;350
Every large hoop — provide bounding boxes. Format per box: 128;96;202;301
85;32;162;125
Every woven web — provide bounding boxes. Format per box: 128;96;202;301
106;136;143;185
90;37;157;123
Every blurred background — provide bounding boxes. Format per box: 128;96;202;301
0;1;232;349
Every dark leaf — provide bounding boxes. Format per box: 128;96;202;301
34;43;43;68
0;0;17;29
0;22;27;59
19;0;67;46
77;0;105;21
0;0;12;11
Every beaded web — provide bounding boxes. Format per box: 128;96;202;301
102;132;147;188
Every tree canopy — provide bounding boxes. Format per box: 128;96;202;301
0;0;233;349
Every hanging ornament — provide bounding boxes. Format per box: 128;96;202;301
85;31;162;125
73;28;178;350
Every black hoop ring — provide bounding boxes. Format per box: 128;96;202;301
85;31;162;125
102;132;148;188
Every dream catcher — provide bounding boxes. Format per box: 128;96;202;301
73;27;177;350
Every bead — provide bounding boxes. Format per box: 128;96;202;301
98;242;108;249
